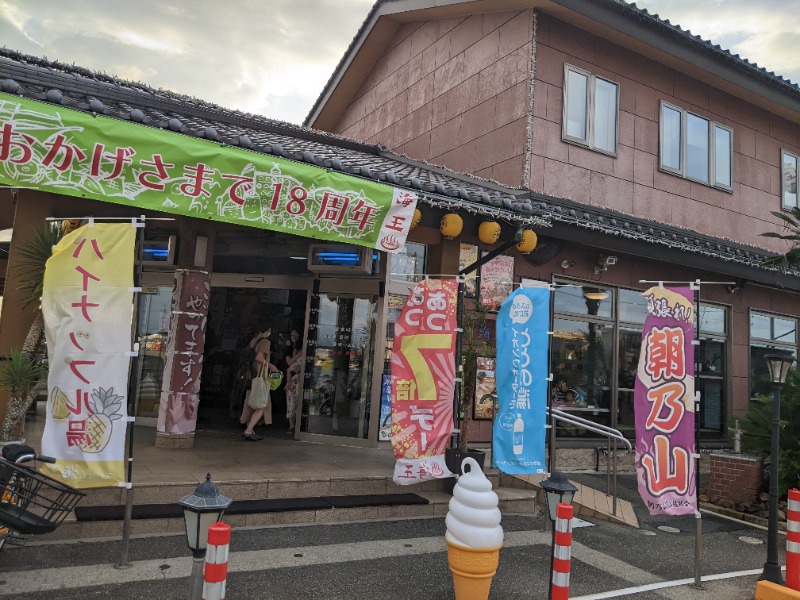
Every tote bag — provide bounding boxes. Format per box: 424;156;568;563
248;366;271;410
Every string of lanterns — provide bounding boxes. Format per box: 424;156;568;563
411;207;538;254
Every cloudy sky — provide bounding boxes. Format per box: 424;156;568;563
1;0;799;125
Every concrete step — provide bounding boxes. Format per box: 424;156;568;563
35;473;537;543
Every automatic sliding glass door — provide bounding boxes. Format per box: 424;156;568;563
302;293;377;439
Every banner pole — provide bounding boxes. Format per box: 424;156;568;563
115;215;146;569
642;279;715;589
453;277;465;448
691;280;704;590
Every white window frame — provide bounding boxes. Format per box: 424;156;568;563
659;101;733;192
782;149;799;210
562;64;619;156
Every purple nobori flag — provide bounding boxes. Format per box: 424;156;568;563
634;286;697;516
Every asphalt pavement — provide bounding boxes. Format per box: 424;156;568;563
0;487;774;600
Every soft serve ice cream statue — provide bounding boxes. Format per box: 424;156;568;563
445;457;503;600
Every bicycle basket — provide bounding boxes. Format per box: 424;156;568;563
0;462;86;535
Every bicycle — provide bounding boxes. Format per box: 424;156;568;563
0;444;85;550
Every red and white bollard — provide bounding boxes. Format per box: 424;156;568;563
203;522;231;600
787;489;800;591
551;502;574;600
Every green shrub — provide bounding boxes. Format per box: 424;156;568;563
739;369;800;496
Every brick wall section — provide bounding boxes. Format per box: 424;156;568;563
707;453;763;504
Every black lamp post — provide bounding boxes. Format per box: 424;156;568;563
178;474;232;600
541;471;578;600
760;354;795;585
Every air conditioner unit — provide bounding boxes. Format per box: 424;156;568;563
307;244;374;275
139;235;176;267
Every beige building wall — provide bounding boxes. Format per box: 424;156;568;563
334;9;534;187
531;12;799;253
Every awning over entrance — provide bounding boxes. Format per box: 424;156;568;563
0;93;417;254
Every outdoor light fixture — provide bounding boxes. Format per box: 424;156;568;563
411;208;422;229
761;354;795;585
178;474;232;600
540;471;578;522
766;354;794;385
440;213;463;240
583;290;609;302
478;220;501;245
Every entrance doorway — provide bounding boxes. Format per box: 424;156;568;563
199;285;308;431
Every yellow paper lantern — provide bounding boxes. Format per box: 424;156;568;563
410;208;422;229
440;213;463;240
516;230;538;254
478;221;501;245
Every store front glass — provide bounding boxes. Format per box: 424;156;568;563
132;285;172;418
551;280;728;440
302;294;376;438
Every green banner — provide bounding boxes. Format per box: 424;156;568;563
0;93;417;252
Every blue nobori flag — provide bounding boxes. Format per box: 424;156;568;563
492;286;550;474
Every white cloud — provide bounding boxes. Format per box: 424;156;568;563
2;0;799;123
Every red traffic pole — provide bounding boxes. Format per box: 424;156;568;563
787;489;800;591
551;502;574;600
203;522;231;600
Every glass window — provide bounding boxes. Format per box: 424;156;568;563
715;126;732;188
616;328;641;433
783;151;798;210
390;242;426;282
565;68;588;141
593;78;618;153
132;286;173;417
551;317;613;436
553;284;613;319
563;65;619;154
699;304;726;334
750;311;799;400
618;288;647;325
659;102;732;191
775;317;797;345
686;113;710;183
660;105;681;172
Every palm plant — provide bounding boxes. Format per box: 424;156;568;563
760;207;800;270
1;223;62;439
457;293;494;451
0;349;47;441
11;223;63;357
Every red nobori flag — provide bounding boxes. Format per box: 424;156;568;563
390;279;457;484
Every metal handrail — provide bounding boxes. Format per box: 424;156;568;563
548;407;630;516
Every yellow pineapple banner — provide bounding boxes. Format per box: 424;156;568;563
41;222;136;488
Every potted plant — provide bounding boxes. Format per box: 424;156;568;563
445;291;494;476
0;349;47;442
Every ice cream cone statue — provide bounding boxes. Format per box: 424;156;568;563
446;457;504;600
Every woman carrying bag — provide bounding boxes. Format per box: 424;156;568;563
241;325;279;441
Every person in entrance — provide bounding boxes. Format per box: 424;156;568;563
240;325;278;441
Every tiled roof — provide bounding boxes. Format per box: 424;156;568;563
0;48;792;277
618;1;798;92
